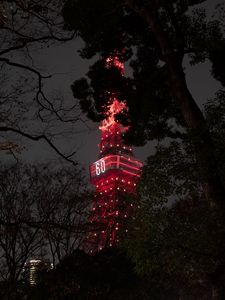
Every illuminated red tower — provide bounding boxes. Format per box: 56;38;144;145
88;56;143;253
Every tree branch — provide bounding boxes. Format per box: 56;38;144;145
0;57;80;123
0;126;77;165
0;57;51;85
0;218;89;234
0;31;76;56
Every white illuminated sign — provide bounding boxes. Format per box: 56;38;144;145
95;159;106;176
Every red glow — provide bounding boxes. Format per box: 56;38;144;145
99;99;127;131
106;56;124;75
86;55;143;253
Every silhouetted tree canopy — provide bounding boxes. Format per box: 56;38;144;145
31;248;187;300
122;96;225;298
63;0;225;209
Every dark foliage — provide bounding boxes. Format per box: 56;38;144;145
31;247;190;300
32;248;139;299
62;0;224;144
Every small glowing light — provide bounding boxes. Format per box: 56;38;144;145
94;233;97;236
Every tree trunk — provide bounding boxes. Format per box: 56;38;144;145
126;0;225;208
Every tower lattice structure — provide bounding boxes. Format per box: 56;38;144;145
88;55;143;253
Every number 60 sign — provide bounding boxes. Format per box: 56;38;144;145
95;159;106;176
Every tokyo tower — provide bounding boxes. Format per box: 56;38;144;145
87;55;143;253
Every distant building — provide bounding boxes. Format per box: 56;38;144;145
23;259;53;285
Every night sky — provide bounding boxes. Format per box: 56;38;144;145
0;0;222;174
1;1;225;297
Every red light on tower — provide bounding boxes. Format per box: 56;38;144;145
86;55;143;253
